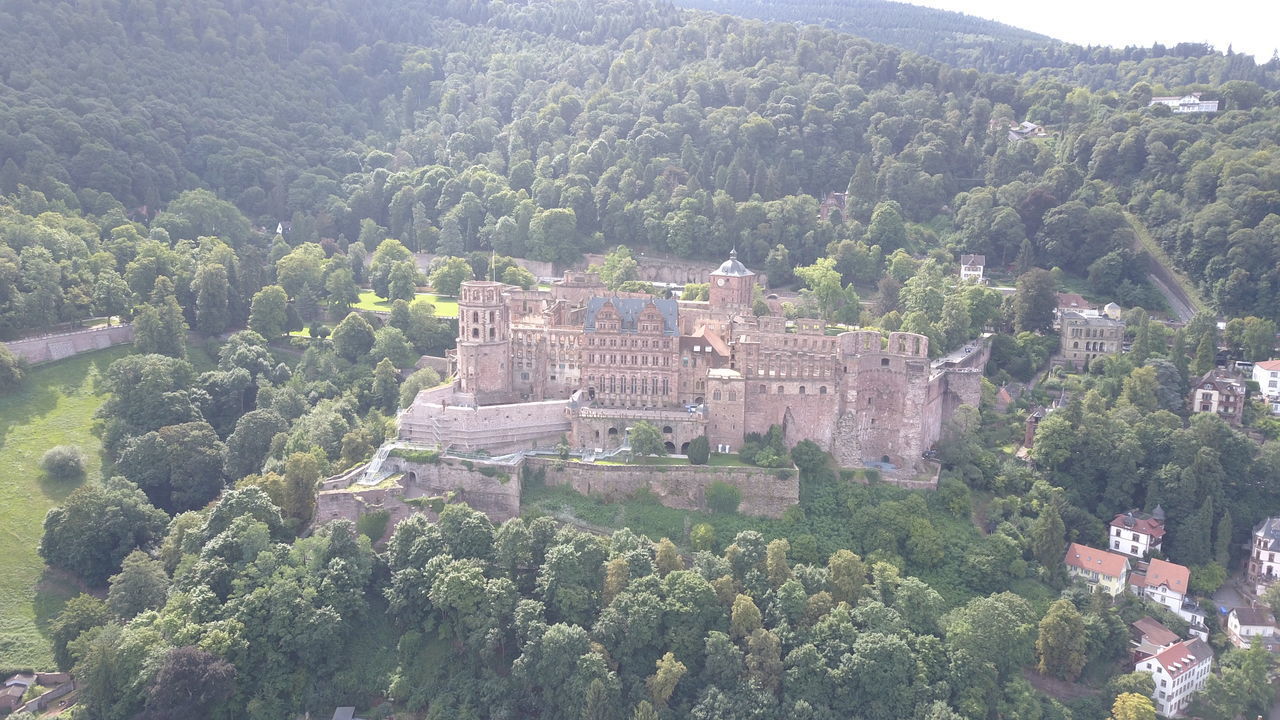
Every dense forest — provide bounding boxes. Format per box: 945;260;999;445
1;0;1280;718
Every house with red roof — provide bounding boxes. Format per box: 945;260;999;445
1064;542;1130;596
1109;507;1165;558
1135;638;1213;717
1128;558;1207;636
1254;359;1280;415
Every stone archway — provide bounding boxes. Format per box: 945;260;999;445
664;441;676;453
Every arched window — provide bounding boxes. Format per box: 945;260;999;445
662;426;673;434
819;386;827;394
472;311;479;323
799;386;806;395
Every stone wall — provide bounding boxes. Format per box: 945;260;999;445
398;391;571;452
314;455;523;539
530;457;798;518
6;324;133;364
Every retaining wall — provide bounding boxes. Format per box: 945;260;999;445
6;324;133;364
529;456;798;518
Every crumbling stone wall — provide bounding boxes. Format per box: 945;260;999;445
529;457;798;518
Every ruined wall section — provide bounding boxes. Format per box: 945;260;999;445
398;395;571;453
530;457;798;518
832;331;931;468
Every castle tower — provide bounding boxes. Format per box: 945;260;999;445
456;281;513;403
709;248;755;312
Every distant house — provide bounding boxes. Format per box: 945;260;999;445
1149;93;1219;113
332;708;366;720
1103;302;1122;319
1227;607;1278;651
1109;507;1166;558
1064;542;1130;596
1055;292;1093;314
1248;517;1280;595
1131;616;1181;660
1253;359;1280;415
1188;369;1246;426
1128;558;1206;634
959;254;986;283
1135;638;1213;717
1008;120;1048;142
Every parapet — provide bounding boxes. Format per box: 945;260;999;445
837;330;883;356
887;331;929;358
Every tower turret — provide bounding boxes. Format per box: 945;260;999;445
708;248;755;312
456;281;513;403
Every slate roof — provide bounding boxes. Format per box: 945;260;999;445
960;254;986;266
583;297;678;335
1231;607;1276;628
1255;517;1280;549
1064;542;1129;578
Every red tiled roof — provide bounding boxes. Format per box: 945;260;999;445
1143;558;1189;594
1064;543;1129;578
1231;607;1276;627
1056;292;1091;310
1257;360;1280;371
1132;616;1179;647
1110;511;1166;539
1149;639;1212;680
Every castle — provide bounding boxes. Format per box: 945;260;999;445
399;251;988;473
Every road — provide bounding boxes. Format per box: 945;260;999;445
1148;272;1196;323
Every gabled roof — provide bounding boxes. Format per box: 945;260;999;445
1255;517;1280;548
1064;543;1129;578
583;297;678;335
960;254;986;266
1230;607;1276;628
1132;616;1180;648
1110;510;1166;539
1143;558;1190;594
1148;638;1212;679
1256;360;1280;371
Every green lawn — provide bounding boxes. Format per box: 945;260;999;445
354;290;458;318
0;345;131;669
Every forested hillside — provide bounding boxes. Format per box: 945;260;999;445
2;1;1280;718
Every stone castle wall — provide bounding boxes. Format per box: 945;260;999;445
6;324;134;364
529;456;798;518
399;394;571;453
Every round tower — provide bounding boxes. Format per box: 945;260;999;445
708;248;756;312
456;281;512;402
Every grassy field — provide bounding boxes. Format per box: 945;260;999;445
0;345;131;670
354;290;458;318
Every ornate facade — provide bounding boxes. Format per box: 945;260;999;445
401;251;988;472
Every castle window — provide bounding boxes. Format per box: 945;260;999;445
472;328;479;338
472;311;479;323
777;385;784;394
799;386;806;395
760;384;767;394
713;390;722;401
881;358;890;367
728;391;736;401
489;328;495;339
819;386;827;395
489;311;495;323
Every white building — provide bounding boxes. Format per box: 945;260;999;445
1110;507;1166;558
1128;558;1207;637
1226;607;1277;651
1254;360;1280;415
1149;93;1219;113
1135;638;1213;717
959;254;986;283
1249;517;1280;596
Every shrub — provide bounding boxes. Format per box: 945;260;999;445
705;481;741;514
357;509;390;541
41;445;87;482
686;436;710;465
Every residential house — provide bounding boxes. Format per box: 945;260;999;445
1103;302;1123;320
1128;558;1207;636
1248;517;1280;596
1008;120;1047;142
959;254;986;283
1060;311;1125;369
1064;542;1130;596
818;192;847;222
1149;93;1219;113
1109;507;1166;558
1135;638;1213;717
1188;369;1246;426
1131;616;1180;660
1254;360;1280;415
1226;607;1278;651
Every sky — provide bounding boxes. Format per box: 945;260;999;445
906;0;1280;61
